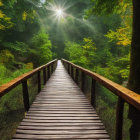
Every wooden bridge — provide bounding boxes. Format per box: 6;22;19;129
0;59;140;140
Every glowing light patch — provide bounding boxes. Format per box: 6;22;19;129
56;9;63;16
45;2;67;21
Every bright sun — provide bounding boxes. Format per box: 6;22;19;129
56;9;63;17
45;3;66;21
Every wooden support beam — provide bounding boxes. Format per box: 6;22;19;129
68;64;70;74
38;71;41;93
51;64;54;74
47;65;50;80
71;65;74;79
22;80;30;112
43;68;46;85
91;79;96;108
115;97;124;140
75;68;79;85
81;71;85;92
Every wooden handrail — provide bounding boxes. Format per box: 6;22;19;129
0;59;57;111
0;59;57;97
62;59;140;110
62;59;140;140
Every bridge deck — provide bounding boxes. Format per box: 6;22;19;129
13;61;110;140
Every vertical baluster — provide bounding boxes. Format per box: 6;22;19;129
68;64;70;74
62;61;64;67
47;65;50;80
115;97;124;140
91;79;96;108
75;68;79;85
51;63;54;74
38;71;41;93
55;62;56;70
67;63;68;71
81;71;85;92
53;62;57;71
43;68;46;85
71;65;74;79
22;80;30;112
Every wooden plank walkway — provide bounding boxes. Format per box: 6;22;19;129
12;61;110;140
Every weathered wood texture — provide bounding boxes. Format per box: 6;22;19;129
62;59;140;111
13;61;110;140
0;59;57;97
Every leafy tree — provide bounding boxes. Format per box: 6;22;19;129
29;32;53;67
64;37;96;68
0;0;14;30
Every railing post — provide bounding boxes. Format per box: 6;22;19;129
68;64;70;74
75;68;79;84
47;65;50;80
115;97;124;140
38;71;41;93
91;78;96;108
81;71;85;92
22;80;30;112
62;61;65;67
66;63;68;71
51;63;54;74
43;68;46;85
71;65;74;79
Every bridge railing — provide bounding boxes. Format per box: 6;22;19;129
0;59;58;112
62;59;140;140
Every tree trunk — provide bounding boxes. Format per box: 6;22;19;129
128;0;140;139
128;0;140;93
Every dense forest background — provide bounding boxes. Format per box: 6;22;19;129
0;0;135;140
0;0;132;85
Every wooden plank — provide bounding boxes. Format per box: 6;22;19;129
26;113;98;117
16;129;107;134
29;107;94;110
22;119;102;123
17;126;105;130
12;139;110;140
30;106;93;109
25;116;100;120
28;110;96;113
13;134;110;139
20;122;103;126
31;104;92;107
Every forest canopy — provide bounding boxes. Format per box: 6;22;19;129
0;0;133;88
0;0;132;85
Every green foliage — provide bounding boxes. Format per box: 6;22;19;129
85;0;131;17
0;0;14;30
105;26;131;46
64;37;96;68
3;42;29;59
0;50;14;64
29;32;53;66
0;64;7;84
64;41;85;65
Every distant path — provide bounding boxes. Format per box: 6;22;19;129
12;60;110;139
